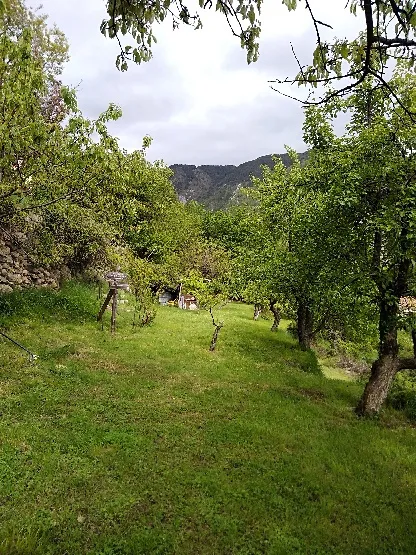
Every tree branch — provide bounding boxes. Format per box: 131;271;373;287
374;35;416;47
398;357;416;370
388;0;408;32
304;0;332;69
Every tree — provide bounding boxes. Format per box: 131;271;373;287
302;71;416;416
202;205;283;325
240;142;377;353
0;9;182;275
0;0;68;77
0;0;69;123
96;0;416;109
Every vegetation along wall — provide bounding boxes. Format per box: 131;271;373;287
0;230;69;293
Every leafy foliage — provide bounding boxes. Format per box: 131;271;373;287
0;1;210;287
388;372;416;420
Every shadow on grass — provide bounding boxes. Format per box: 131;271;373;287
226;319;363;408
40;344;77;361
228;322;322;375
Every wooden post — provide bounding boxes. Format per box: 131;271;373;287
100;271;128;333
111;285;118;334
97;289;114;322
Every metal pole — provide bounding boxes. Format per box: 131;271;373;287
0;330;37;361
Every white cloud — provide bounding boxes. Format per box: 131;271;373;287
40;0;363;164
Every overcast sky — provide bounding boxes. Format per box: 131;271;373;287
39;0;362;166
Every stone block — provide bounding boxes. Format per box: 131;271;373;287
0;284;13;294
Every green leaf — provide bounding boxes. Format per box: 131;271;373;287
340;42;349;60
282;0;297;12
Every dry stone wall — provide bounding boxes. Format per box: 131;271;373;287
0;230;70;294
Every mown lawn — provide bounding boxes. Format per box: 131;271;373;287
0;284;415;554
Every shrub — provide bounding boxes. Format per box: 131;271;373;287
388;372;416;420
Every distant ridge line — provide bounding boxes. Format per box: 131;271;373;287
170;151;308;210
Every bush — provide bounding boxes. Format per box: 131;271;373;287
388;372;416;420
131;288;157;327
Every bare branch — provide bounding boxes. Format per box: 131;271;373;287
374;35;416;47
290;42;307;82
304;0;330;69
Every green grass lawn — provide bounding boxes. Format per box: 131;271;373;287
0;284;416;554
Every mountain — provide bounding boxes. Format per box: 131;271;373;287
170;151;308;210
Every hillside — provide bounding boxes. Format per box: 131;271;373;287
170;151;308;209
1;284;416;554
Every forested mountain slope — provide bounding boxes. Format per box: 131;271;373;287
170;151;308;209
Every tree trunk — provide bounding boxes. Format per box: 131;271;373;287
209;324;223;351
357;218;413;417
253;304;262;320
356;292;400;417
355;355;399;416
269;300;281;332
297;300;313;351
209;308;224;352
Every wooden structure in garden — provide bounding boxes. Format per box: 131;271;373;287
179;293;198;310
97;270;129;333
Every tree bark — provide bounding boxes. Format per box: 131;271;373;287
269;300;281;332
357;230;412;416
297;300;313;351
209;308;224;352
356;218;414;417
209;324;223;351
356;289;400;416
356;354;399;416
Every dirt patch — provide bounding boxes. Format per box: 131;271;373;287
298;388;326;401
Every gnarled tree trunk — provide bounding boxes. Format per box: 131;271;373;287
356;355;399;416
269;300;281;332
356;292;400;416
356;223;414;415
209;323;223;351
209;308;224;352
